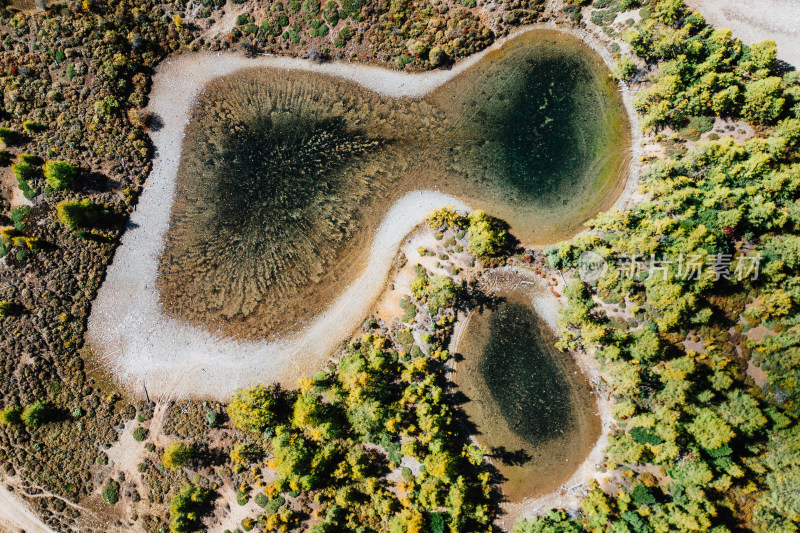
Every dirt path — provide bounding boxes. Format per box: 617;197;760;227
0;483;55;533
685;0;800;67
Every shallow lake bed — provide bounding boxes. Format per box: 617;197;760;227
158;29;631;341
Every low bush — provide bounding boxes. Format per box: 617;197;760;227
56;199;101;230
162;441;194;470
21;401;48;426
43;160;78;191
0;406;22;425
169;484;212;533
133;426;148;442
102;480;119;504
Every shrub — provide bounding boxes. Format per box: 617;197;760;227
22;121;44;134
0;301;21;317
429;46;445;67
133;426;148;442
43;160;78;191
228;384;280;433
303;0;320;14
0;406;22;425
743;77;785;124
162;441;194;470
324;0;339;25
263;496;286;514
9;206;29;230
21;401;48;426
254;492;269;508
0;128;16;148
467;210;508;258
102;481;119;504
169;484;212;533
56;199;101;230
612;56;637;81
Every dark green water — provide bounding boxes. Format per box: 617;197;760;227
158;30;630;340
432;33;626;219
481;301;575;444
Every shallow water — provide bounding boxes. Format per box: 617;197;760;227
452;279;601;502
158;30;630;340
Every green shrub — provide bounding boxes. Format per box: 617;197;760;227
254;492;269;508
0;406;22;425
263;496;286;514
12;159;38;182
133;426;148;442
0;128;16;148
324;0;339;25
338;24;353;41
227;384;280;433
21;401;48;426
341;0;361;18
162;441;194;470
102;481;119;505
612;56;637;81
0;301;21;317
467;210;508;258
43;160;78;191
56;199;101;230
22;121;45;134
169;484;212;533
236;13;253;25
9;206;29;230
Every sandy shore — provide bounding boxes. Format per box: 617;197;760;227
89;190;468;400
686;0;800;68
87;24;640;401
0;483;54;533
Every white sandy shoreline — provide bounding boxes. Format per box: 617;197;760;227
87;24;640;401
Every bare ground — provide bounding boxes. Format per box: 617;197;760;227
0;482;54;533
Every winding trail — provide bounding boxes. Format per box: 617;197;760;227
0;483;54;533
87;24;640;401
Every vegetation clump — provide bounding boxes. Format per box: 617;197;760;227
168;484;213;533
43;160;78;191
162;441;195;470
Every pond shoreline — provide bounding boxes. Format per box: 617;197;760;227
449;267;615;527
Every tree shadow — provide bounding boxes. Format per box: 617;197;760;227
489;446;533;467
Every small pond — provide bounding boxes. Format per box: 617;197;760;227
452;274;601;502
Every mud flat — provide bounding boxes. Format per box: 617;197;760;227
89;191;467;400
